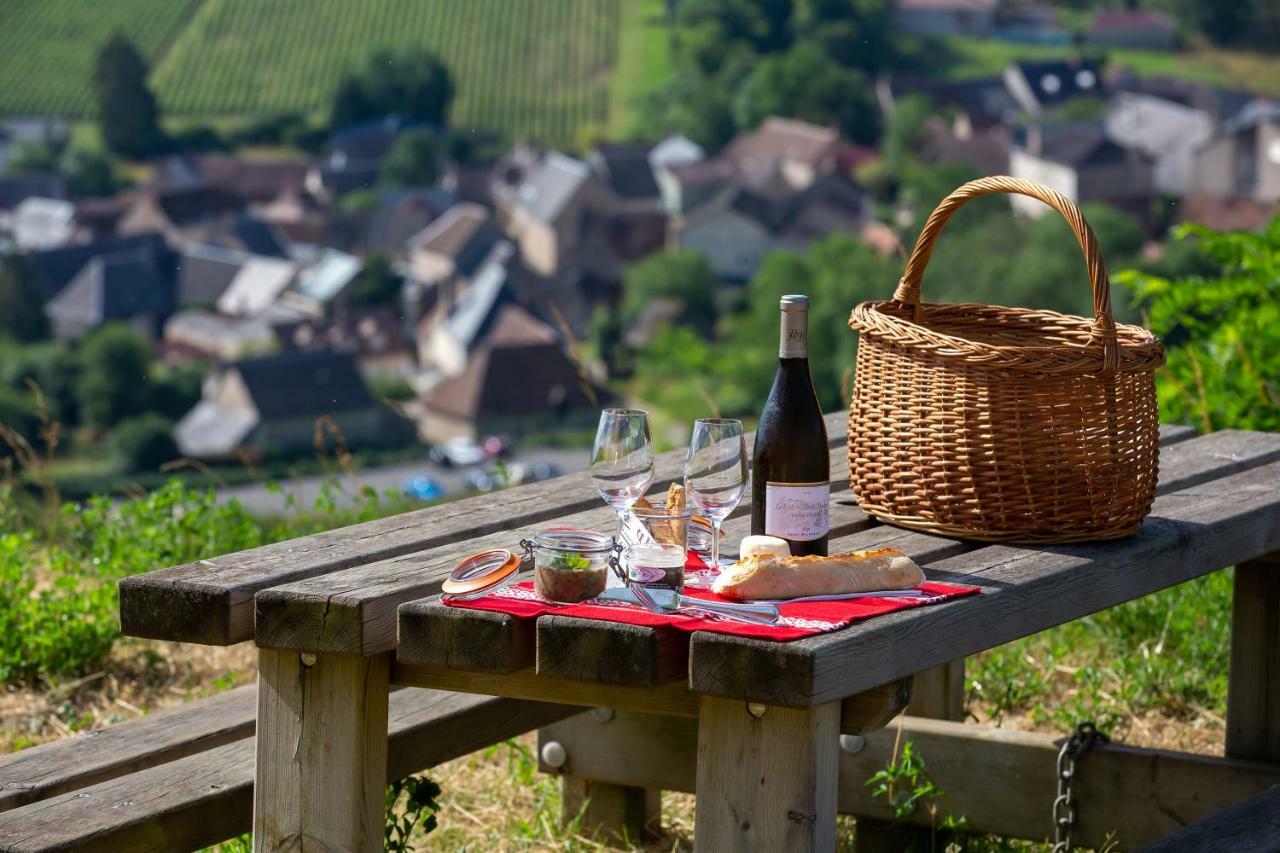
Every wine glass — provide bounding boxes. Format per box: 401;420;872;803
590;408;655;541
684;418;748;570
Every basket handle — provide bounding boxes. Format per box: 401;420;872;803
893;176;1119;374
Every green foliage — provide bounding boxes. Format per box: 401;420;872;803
350;251;403;307
384;775;441;850
0;255;50;343
147;361;206;421
110;414;179;473
733;42;880;144
0;340;80;426
368;374;416;403
621;250;718;328
0;386;41;460
75;325;154;429
94;33;166;158
4;143;58;175
1119;219;1280;433
381;130;441;188
868;739;965;835
330;46;455;130
60;147;123;198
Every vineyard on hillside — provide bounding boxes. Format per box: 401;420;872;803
0;0;201;117
0;0;621;146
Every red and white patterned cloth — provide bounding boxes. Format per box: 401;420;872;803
444;552;980;642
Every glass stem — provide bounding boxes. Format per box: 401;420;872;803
710;519;721;569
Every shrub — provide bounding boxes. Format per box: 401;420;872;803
111;414;179;473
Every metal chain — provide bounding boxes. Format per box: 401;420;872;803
1051;721;1110;852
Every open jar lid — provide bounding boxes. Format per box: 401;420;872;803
441;548;521;596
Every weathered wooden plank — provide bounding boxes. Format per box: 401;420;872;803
553;713;1280;850
120;412;850;646
691;454;1280;707
0;686;256;814
265;439;863;659
1157;423;1197;446
694;696;840;851
1227;552;1280;764
252;650;390;851
910;661;966;721
561;776;661;844
1136;784;1280;852
0;688;575;852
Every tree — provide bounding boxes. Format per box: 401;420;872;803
732;43;880;144
350;251;402;307
621;251;718;329
61;148;121;198
4;143;57;175
111;414;179;472
380;130;440;187
75;325;153;429
0;385;39;460
94;33;165;159
0;255;48;343
329;47;455;129
0;340;80;426
641;70;738;152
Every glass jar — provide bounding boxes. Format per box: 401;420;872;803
624;542;686;592
630;504;693;550
525;527;614;603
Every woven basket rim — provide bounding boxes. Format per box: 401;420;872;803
850;299;1165;375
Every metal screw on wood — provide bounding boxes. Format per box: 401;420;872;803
299;653;317;667
746;703;768;718
540;740;567;769
839;734;865;754
590;707;615;723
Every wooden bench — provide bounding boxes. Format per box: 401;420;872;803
1136;784;1280;852
0;685;574;851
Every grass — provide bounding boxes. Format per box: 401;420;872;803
608;0;674;139
940;35;1280;99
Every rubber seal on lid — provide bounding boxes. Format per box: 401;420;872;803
442;548;521;597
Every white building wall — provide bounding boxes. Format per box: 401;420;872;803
1009;149;1078;217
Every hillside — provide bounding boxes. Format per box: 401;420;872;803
0;0;621;145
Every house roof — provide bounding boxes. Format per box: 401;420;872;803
1223;99;1280;135
192;156;309;203
291;248;362;304
1089;9;1174;32
516;152;592;224
146;183;240;227
177;244;248;307
409;202;499;275
232;348;374;420
215;215;289;257
1178;194;1278;232
896;0;998;10
46;246;176;330
683;169;868;237
442;242;518;351
175;399;260;458
1018;122;1127;167
421;305;582;421
362;187;455;254
0;173;66;210
1010;59;1104;107
590;143;661;200
29;232;170;301
328;115;428;163
664;157;739;187
648;134;705;171
216;256;298;316
891;75;1021;127
724;117;840;173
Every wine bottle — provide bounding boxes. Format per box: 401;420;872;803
751;294;830;556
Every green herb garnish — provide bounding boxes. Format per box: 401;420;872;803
550;552;591;571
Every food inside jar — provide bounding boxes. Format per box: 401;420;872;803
535;553;606;603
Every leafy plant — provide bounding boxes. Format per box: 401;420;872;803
384;774;442;851
867;737;965;851
551;552;591;572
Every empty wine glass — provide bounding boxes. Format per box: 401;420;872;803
684;418;748;570
590;408;655;541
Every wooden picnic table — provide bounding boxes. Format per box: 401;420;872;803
119;413;1280;851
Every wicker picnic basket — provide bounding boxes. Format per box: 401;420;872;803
847;176;1166;543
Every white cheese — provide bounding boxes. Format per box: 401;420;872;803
738;534;790;561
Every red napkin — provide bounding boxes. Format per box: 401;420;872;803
444;552;980;642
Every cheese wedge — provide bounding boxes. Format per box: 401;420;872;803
738;534;790;561
712;548;925;601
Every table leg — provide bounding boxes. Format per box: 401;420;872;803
857;659;965;852
693;695;840;851
253;649;391;851
1227;555;1280;762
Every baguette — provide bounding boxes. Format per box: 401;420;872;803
712;548;924;601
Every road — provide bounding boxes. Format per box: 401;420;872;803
217;447;588;515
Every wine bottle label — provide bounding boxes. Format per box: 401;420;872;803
764;482;829;541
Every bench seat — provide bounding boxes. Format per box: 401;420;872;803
0;687;574;852
1137;784;1280;853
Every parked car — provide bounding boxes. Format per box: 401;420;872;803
403;475;445;501
428;437;487;468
